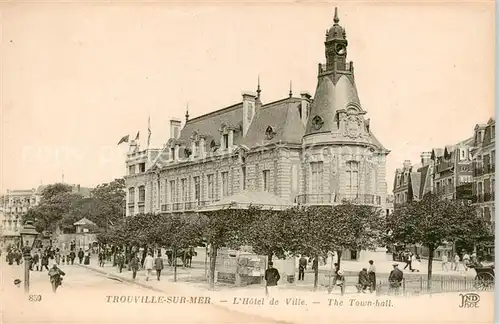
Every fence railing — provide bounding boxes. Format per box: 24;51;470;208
317;273;493;296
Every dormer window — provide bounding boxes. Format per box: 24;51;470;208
184;148;192;158
265;126;276;140
223;134;229;149
170;147;175;160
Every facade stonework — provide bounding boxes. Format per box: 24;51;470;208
125;9;389;221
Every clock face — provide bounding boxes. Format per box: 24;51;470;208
335;44;346;55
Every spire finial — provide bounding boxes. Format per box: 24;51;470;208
185;103;189;122
257;75;261;98
289;80;293;98
334;7;339;24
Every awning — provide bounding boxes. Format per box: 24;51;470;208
198;190;295;212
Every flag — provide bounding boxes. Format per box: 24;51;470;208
117;134;129;145
134;131;140;141
147;116;151;148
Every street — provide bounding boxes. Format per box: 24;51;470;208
0;260;282;324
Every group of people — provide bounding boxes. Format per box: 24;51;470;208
442;251;478;272
30;247;91;270
126;250;165;281
5;247;23;265
401;251;422;272
355;260;377;293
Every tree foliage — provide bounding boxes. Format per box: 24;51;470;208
386;193;490;281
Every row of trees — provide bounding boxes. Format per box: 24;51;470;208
99;193;491;288
98;203;386;289
22;183;491;289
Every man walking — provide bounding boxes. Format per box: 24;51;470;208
298;256;307;281
144;252;154;281
155;252;164;281
48;262;65;293
264;261;280;296
129;253;140;280
77;248;84;264
403;252;413;271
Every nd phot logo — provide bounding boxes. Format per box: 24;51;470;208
459;293;480;308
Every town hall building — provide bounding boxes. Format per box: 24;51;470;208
124;8;390;260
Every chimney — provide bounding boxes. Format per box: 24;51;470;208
300;92;312;127
403;160;412;170
77;184;81;192
170;119;181;140
420;151;432;166
242;91;257;137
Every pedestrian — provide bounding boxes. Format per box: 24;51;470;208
403;252;413;271
441;254;449;272
368;260;376;292
55;248;61;265
463;251;470;271
298;256;307;281
41;252;49;271
84;250;90;265
454;253;460;271
264;261;280;297
77;248;84;264
69;251;75;265
144;252;154;281
117;252;125;273
155;252;164;281
98;251;105;267
388;263;404;294
32;251;40;271
130;253;140;280
61;254;66;265
48;262;65;293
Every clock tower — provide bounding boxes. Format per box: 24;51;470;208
325;7;348;73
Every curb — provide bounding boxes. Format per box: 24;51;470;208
77;264;295;324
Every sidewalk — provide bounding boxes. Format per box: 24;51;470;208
77;257;480;324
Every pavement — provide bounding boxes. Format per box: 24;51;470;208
67;255;489;324
0;259;283;324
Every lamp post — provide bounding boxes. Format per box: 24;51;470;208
20;220;39;294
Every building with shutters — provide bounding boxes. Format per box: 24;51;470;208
124;8;390;260
471;118;495;257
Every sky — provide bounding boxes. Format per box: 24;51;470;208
0;2;495;193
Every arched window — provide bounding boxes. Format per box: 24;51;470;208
346;161;359;196
138;186;146;203
128;187;135;204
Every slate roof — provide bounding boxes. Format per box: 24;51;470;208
410;172;421;200
243;98;304;147
178;102;244;158
305;74;360;136
418;165;431;199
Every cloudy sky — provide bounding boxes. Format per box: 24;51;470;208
1;1;494;192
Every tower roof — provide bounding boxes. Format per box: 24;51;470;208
326;7;346;42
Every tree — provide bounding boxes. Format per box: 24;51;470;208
386;193;490;286
90;178;126;230
288;203;385;290
24;183;80;233
241;206;292;261
202;208;253;288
